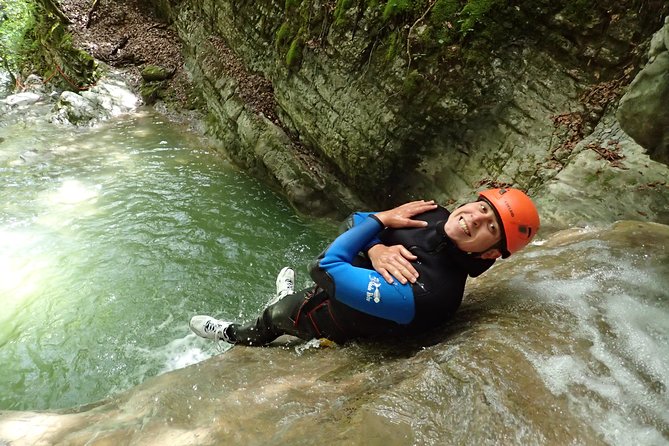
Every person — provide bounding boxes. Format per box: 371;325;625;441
189;188;540;346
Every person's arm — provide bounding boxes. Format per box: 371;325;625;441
367;244;419;285
311;200;437;324
339;211;382;251
343;211;423;285
312;216;416;324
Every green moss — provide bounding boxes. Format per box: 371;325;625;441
271;0;603;81
141;65;173;82
285;36;304;68
334;0;355;27
459;0;502;35
0;0;35;77
562;0;596;21
285;0;302;10
139;81;166;105
431;0;460;21
402;69;423;95
275;22;294;48
384;29;402;60
382;0;412;21
16;0;98;91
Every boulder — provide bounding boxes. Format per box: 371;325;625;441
52;90;103;125
140;65;175;82
3;92;41;107
617;27;669;165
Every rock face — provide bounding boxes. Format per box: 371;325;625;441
50;72;141;126
617;16;669;166
1;220;667;445
146;0;668;224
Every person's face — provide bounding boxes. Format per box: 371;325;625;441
444;200;503;258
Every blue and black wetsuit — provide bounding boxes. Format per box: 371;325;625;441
227;206;495;345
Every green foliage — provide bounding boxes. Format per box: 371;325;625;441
0;0;35;75
21;1;97;90
382;0;412;21
459;0;501;35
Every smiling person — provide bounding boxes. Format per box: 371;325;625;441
190;188;540;346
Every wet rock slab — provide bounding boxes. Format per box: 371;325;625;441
1;221;668;445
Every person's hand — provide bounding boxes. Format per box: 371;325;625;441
368;244;419;284
374;200;437;229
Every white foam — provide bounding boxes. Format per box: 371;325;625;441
157;334;228;374
523;245;669;443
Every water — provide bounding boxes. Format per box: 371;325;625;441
1;103;668;446
518;233;669;445
0;107;335;411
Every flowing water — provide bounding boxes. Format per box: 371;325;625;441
0;105;335;411
1;102;668;446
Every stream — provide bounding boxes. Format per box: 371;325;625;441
0;104;334;410
0;97;667;446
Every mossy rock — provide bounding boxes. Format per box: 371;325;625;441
140;80;166;104
140;65;174;82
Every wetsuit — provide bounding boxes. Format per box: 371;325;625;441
227;206;495;345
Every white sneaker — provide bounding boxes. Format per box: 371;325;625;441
267;267;295;307
189;315;233;343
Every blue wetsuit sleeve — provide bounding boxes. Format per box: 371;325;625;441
315;216;415;324
346;212;382;251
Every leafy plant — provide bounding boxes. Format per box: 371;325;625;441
0;0;35;81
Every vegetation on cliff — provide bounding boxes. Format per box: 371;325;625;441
1;0;97;91
0;0;35;85
267;0;667;203
276;0;666;78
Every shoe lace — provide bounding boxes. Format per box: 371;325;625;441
202;320;230;351
203;320;219;334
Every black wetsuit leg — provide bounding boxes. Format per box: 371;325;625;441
226;288;319;346
226;287;404;346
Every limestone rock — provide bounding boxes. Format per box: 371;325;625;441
53;91;102;125
616;51;669;165
51;74;140;125
141;65;175;82
1;221;667;445
144;0;669;224
3;92;41;107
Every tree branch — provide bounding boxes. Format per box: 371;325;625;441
42;0;71;25
85;0;101;28
406;0;437;71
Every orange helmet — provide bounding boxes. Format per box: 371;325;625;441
479;188;540;257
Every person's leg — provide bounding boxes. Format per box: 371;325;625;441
227;288;318;345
